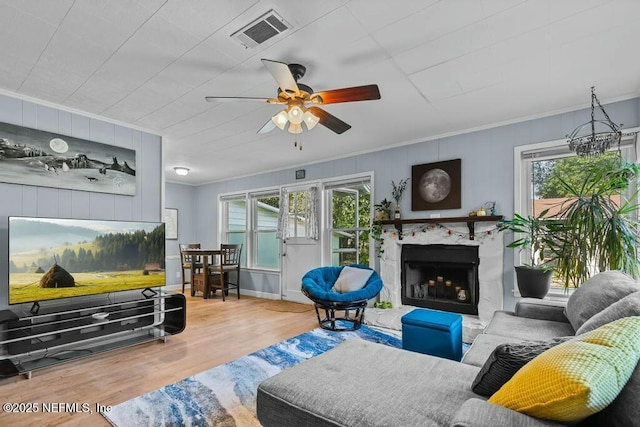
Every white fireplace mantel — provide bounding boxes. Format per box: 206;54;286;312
376;221;504;325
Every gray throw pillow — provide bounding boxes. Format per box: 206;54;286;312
565;270;639;331
471;337;572;397
576;291;640;335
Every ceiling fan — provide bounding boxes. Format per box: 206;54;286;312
205;59;381;135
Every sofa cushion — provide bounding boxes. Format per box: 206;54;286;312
483;311;575;341
257;339;482;427
515;298;569;323
488;316;640;423
332;265;373;293
565;270;639;331
576;291;640;335
451;399;565;427
472;337;572;397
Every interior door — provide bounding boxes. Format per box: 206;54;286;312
281;185;321;303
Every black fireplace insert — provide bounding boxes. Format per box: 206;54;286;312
401;244;479;315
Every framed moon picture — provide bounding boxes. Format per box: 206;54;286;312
411;159;461;211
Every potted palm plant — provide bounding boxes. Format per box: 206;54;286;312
499;209;554;298
546;160;640;288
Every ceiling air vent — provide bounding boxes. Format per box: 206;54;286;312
231;10;291;49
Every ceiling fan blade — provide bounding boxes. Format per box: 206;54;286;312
257;118;276;134
205;96;281;103
261;59;299;95
307;107;351;134
312;84;381;105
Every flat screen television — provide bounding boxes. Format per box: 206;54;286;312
8;216;165;305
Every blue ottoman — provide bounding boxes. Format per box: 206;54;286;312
401;308;463;361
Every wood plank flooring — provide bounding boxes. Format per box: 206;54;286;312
0;294;318;426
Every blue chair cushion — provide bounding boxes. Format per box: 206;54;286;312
301;265;383;303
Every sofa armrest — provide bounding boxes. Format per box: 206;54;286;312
515;298;569;323
450;398;565;427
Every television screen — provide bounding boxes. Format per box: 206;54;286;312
8;217;165;305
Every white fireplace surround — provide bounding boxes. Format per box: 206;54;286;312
366;221;504;340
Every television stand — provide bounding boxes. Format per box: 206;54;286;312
29;302;40;315
0;292;185;379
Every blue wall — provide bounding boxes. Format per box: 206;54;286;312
164;181;198;286
168;97;640;309
0;93;163;310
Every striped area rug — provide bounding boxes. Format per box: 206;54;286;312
102;325;401;426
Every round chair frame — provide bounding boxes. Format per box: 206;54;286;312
302;288;368;331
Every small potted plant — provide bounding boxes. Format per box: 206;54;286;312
391;178;409;219
374;198;392;220
499;209;554;298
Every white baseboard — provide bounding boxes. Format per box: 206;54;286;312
177;285;280;300
164;283;183;292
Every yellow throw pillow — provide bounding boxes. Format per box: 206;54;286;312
488;316;640;423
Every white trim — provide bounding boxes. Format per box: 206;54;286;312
173;286;281;300
322;172;375;268
194;96;640;186
241;289;285;300
0;87;161;136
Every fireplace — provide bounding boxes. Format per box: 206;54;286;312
401;244;479;315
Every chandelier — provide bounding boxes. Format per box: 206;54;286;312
567;86;622;156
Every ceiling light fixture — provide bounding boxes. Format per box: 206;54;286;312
567;86;622;156
271;104;319;134
174;167;190;176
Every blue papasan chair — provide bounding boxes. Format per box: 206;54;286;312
301;264;383;331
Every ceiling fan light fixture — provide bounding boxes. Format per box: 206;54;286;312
272;110;288;129
288;123;302;134
287;105;304;124
174;167;190;176
303;110;320;130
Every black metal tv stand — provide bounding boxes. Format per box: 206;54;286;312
0;291;185;379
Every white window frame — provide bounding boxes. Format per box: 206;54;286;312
250;190;281;270
322;172;374;267
219;187;281;272
513;127;640;298
217;172;375;271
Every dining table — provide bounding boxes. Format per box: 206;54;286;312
181;248;221;299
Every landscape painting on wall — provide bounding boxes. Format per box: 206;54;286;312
411;159;461;211
0;121;136;195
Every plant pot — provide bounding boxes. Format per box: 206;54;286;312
375;210;390;221
515;266;553;299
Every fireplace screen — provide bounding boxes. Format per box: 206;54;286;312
401;244;479;315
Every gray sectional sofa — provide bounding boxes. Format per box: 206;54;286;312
257;271;640;426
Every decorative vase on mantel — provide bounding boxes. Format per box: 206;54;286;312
394;205;401;219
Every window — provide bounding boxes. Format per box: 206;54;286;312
325;177;372;266
286;190;312;239
252;191;280;269
515;131;638;291
221;190;280;270
221;196;248;266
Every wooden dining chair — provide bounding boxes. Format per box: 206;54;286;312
208;244;242;301
179;243;200;294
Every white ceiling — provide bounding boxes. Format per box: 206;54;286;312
1;0;639;185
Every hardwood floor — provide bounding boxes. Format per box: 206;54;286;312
0;294;318;426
